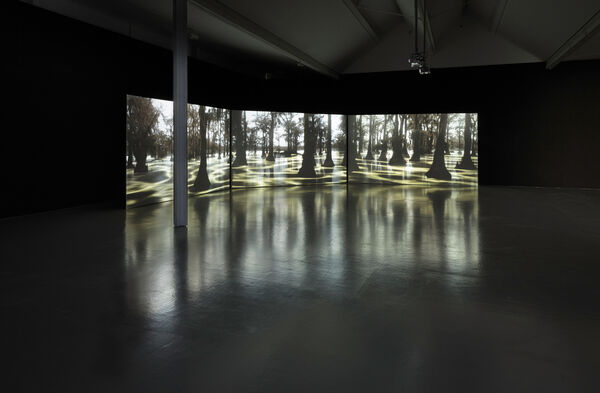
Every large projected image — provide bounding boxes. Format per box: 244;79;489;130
187;105;230;196
231;111;346;187
348;113;478;186
126;95;173;207
127;101;477;208
126;95;229;208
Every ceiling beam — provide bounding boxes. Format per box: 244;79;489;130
422;0;436;52
546;8;600;69
489;0;510;35
190;0;339;78
394;0;436;52
341;0;379;42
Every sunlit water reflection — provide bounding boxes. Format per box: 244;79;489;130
126;155;230;208
350;151;478;186
127;151;476;208
231;150;347;188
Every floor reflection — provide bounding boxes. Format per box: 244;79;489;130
124;186;481;320
5;185;600;392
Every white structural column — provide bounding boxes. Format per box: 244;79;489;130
173;0;188;227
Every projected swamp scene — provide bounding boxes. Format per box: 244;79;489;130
347;114;478;186
231;111;346;187
127;97;477;208
126;95;229;208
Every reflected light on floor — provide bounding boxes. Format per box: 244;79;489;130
5;185;600;392
125;186;480;310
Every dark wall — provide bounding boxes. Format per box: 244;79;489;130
7;4;125;219
478;62;600;188
4;2;257;218
5;2;599;218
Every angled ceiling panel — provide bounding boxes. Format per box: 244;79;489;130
490;0;600;59
344;13;542;73
217;0;375;69
20;0;600;76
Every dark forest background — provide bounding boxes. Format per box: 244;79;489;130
4;2;600;218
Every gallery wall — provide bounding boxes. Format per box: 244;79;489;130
6;2;126;218
5;2;600;218
5;2;256;218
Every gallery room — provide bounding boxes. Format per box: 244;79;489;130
5;0;600;392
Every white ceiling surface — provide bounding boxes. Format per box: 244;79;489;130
22;0;600;75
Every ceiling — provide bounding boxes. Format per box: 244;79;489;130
21;0;600;78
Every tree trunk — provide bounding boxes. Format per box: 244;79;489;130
298;114;317;177
342;115;359;172
471;118;478;156
378;142;388;161
390;135;406;166
341;116;347;167
389;115;406;165
318;122;323;156
133;147;148;173
401;116;409;157
192;105;211;191
232;110;247;166
357;115;363;156
126;144;134;169
209;124;213;157
410;114;421;162
218;110;222;159
425;114;451;180
323;114;335;167
266;112;276;161
293;125;299;154
456;113;477;169
426;123;434;154
132;134;149;173
261;126;266;159
378;115;389;161
365;116;374;160
365;137;373;160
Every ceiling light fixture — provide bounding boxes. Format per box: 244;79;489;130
408;53;424;68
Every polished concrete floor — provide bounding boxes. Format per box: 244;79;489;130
3;185;600;392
